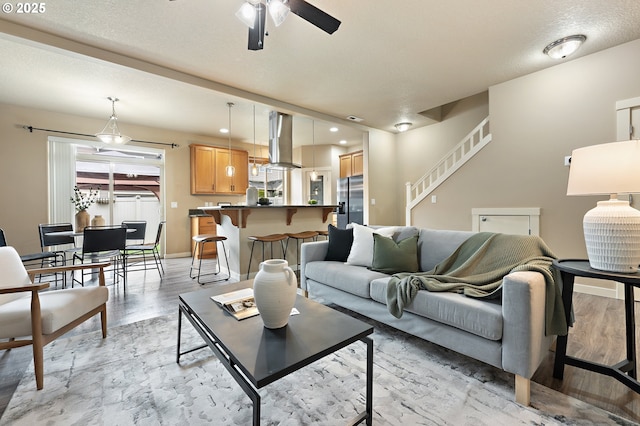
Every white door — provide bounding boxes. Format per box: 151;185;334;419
478;215;530;235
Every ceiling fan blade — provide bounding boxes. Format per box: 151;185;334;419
248;3;266;50
288;0;341;34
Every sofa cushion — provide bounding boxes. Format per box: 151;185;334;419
371;234;419;274
305;261;389;298
324;224;353;262
346;224;396;267
418;229;475;271
369;278;503;341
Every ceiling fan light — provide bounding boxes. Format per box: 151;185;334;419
268;0;289;27
236;2;257;29
543;34;586;59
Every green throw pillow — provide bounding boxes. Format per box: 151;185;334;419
370;234;419;274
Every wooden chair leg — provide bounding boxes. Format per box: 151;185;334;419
515;374;531;406
101;306;107;338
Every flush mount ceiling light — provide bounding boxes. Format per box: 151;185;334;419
95;97;131;144
395;122;413;132
235;0;341;50
543;34;586;59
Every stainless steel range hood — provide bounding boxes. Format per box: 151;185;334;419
268;111;301;169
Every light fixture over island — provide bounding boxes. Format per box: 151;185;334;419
198;204;337;280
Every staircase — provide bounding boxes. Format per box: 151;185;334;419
405;117;491;225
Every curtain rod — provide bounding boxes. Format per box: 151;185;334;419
22;126;180;149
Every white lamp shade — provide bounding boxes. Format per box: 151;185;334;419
268;0;289;27
567;140;640;196
566;140;640;273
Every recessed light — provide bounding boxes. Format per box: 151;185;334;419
220;128;229;134
330;127;338;132
339;140;347;145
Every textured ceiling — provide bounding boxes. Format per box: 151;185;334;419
1;1;640;147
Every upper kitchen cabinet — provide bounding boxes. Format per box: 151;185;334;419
339;150;363;178
190;144;249;195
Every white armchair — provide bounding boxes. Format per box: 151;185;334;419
0;246;109;390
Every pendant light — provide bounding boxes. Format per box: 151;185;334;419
225;102;235;177
310;120;318;181
95;97;131;144
251;104;259;176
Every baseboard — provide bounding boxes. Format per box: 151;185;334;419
573;282;618;299
165;252;191;259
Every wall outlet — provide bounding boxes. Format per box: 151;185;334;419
170;201;178;208
371;198;376;205
431;195;437;204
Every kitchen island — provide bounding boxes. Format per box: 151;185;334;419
197;205;337;280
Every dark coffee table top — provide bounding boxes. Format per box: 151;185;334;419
179;280;374;388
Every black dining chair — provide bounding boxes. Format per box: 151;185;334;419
121;221;165;277
38;223;80;265
122;220;147;247
72;225;127;290
1;227;64;286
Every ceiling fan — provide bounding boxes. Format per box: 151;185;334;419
235;0;341;50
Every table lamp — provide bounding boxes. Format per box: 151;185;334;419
566;140;640;273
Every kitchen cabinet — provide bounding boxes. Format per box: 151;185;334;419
190;144;249;194
190;216;217;258
339;150;363;178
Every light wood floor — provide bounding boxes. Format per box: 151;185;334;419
0;257;639;423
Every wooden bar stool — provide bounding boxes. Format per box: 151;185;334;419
246;234;288;279
315;230;329;240
285;231;319;279
190;234;230;284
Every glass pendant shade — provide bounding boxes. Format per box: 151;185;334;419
310;170;318;181
268;0;289;26
236;2;257;28
225;165;236;177
95;97;131;144
226;102;235;177
251;163;259;176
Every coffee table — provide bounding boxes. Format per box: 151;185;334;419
176;280;374;425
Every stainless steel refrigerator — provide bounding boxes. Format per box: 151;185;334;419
336;175;364;229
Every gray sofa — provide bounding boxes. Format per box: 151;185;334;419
300;226;557;406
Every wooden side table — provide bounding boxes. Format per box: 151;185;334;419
552;259;640;393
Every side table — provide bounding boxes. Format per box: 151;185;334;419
552;259;640;393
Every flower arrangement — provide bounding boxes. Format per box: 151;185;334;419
70;186;98;211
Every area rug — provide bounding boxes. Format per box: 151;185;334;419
0;311;633;425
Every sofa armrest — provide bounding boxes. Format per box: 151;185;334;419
300;241;329;292
501;270;554;379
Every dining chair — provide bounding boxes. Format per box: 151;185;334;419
122;220;147;247
0;227;63;286
72;225;127;290
121;221;165;277
0;246;109;390
38;223;79;265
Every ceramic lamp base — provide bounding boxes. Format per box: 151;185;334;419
583;199;640;273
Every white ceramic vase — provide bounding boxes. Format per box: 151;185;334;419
253;259;297;329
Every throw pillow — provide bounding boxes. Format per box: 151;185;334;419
346;223;396;267
370;234;419;274
324;224;354;262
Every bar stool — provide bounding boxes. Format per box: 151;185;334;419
190;234;230;284
315;230;329;240
285;231;319;279
246;234;288;279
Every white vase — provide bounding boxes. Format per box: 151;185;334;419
246;186;258;206
253;259;297;329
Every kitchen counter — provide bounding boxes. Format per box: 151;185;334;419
195;204;337;280
196;205;337;228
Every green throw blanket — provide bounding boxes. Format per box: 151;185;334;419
386;232;568;336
